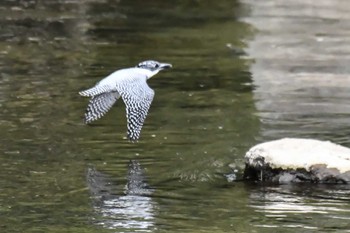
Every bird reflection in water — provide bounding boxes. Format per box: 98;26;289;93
86;160;155;231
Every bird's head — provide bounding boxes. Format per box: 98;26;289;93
136;60;172;71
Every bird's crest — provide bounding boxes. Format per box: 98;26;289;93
136;60;161;71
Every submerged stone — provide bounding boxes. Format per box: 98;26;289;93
244;138;350;184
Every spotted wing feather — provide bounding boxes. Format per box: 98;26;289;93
117;77;154;141
84;92;120;124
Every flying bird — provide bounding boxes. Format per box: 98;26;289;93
79;60;172;141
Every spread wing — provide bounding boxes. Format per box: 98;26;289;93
84;92;120;124
117;76;155;141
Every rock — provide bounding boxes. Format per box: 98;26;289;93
244;138;350;184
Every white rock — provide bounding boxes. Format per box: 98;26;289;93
244;138;350;183
246;138;350;173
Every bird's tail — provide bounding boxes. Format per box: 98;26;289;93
79;85;112;97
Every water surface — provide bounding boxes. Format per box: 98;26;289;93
1;0;350;232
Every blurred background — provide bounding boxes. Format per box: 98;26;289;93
1;0;350;232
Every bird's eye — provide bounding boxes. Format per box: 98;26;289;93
154;64;159;68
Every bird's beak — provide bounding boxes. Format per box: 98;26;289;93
160;63;172;69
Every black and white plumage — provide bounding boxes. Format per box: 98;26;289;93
79;60;172;141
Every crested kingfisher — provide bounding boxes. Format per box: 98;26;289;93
79;60;172;141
